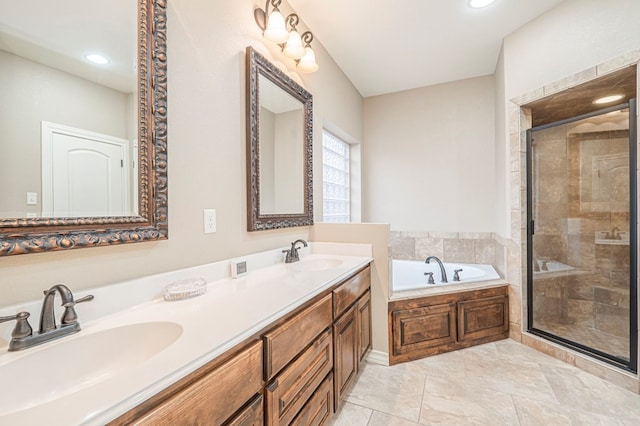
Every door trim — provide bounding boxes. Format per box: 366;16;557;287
41;121;132;217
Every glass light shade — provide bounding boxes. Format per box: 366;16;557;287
264;9;289;43
283;31;305;59
297;46;318;73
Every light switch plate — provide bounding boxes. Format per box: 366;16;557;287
204;209;216;233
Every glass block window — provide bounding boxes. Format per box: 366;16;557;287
322;130;350;223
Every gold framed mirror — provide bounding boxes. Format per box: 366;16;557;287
0;0;168;256
245;46;313;231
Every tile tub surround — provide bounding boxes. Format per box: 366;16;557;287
329;339;640;425
0;242;372;424
388;231;501;272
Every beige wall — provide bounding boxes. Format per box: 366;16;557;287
0;0;363;306
311;223;390;354
362;75;496;233
495;0;640;239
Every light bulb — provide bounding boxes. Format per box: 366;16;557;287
593;94;624;104
85;54;110;65
264;9;289;43
469;0;496;8
284;30;305;59
297;46;318;73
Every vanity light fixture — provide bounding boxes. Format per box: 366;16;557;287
593;94;624;104
469;0;496;8
254;0;319;73
84;53;110;65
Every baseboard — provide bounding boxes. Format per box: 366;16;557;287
366;349;389;366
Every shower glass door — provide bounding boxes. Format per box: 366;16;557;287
527;100;638;372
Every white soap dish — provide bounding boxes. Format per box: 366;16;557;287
163;277;207;301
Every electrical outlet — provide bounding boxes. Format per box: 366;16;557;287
204;209;216;234
26;192;37;205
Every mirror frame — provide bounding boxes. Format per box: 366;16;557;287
0;0;168;256
246;46;313;231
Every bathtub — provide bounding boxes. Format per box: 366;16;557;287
391;259;501;292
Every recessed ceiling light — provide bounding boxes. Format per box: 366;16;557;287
593;94;624;105
85;54;110;65
469;0;496;8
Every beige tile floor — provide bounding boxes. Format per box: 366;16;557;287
330;339;640;425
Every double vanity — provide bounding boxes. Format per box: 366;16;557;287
0;242;373;425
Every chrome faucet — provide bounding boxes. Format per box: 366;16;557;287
0;284;93;351
425;256;448;283
283;239;308;263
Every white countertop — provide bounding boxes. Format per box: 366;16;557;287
0;243;372;425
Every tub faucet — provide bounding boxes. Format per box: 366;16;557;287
283;239;308;263
425;256;448;283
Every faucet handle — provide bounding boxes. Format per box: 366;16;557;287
61;294;94;326
424;272;435;285
0;311;33;340
453;269;463;282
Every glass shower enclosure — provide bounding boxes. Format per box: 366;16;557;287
527;100;638;372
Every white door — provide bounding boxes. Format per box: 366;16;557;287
42;122;131;217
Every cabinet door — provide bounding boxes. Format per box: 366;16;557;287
333;304;358;411
458;295;509;342
391;302;457;358
356;290;372;364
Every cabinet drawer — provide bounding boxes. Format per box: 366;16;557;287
227;393;264;426
333;267;371;318
458;295;509;342
133;340;263;425
290;373;334;426
392;303;457;355
264;294;332;380
265;328;333;425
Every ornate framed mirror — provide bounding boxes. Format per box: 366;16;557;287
246;46;313;231
0;0;168;256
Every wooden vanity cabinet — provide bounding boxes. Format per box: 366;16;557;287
389;285;508;365
116;340;264;426
111;264;372;426
332;267;372;411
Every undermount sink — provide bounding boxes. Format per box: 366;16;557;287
292;258;343;272
0;321;182;416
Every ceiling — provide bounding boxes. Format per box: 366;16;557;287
288;0;566;97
